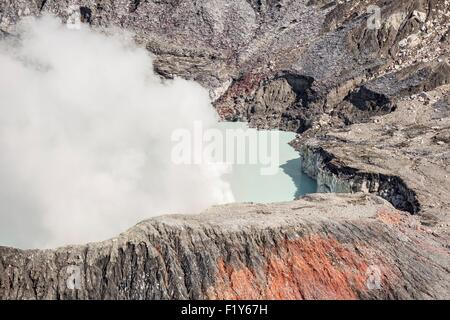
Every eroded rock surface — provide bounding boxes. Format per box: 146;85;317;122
297;84;450;239
1;1;448;114
1;194;449;300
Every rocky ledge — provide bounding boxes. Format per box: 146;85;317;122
297;83;450;231
1;193;449;300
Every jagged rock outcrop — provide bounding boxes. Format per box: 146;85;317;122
216;0;450;132
299;145;421;214
2;1;448;118
1;193;449;300
297;83;450;232
346;61;450;116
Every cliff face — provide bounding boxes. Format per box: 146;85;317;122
2;1;448;108
297;82;450;223
0;0;449;300
1;194;449;300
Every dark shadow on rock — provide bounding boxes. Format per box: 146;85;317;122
281;158;317;199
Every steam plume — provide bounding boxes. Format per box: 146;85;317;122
0;15;233;249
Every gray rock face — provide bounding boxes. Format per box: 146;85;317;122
2;0;447;110
297;82;450;232
1;193;449;300
299;145;421;214
347;61;450;115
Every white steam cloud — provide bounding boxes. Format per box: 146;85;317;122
0;16;234;249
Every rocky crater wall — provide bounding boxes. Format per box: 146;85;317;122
299;145;421;214
0;0;448;300
1;194;448;300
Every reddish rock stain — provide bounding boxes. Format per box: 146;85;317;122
208;235;372;300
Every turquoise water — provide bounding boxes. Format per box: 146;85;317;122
219;122;317;204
